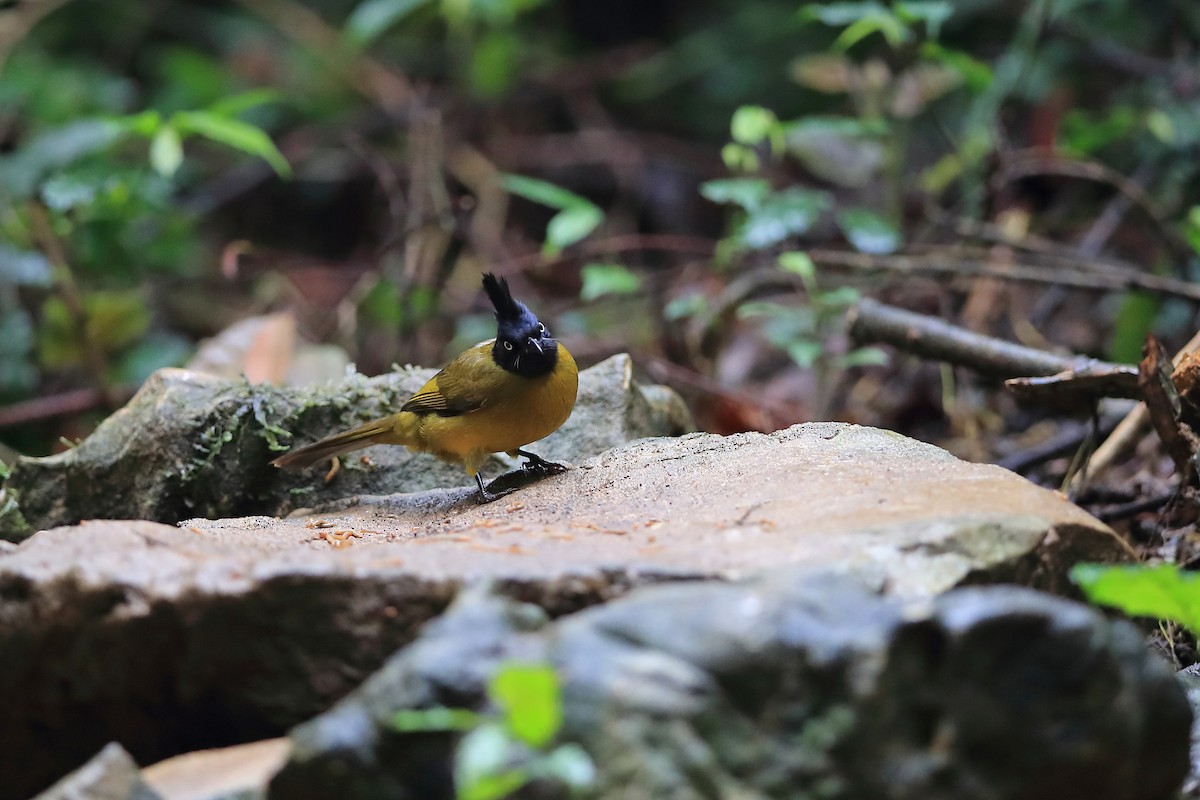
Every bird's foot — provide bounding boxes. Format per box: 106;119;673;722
512;448;567;475
475;474;518;504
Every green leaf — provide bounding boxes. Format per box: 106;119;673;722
454;722;527;800
580;263;641;301
459;770;528;800
731;105;775;146
0;118;123;199
839;346;889;367
813;286;861;309
40;174;100;211
40;290;151;367
501;174;591;211
895;1;952;39
664;291;707;321
545;205;603;254
537;744;595;788
345;0;432;46
1072;563;1200;633
835;208;900;254
787;339;823;368
700;178;769;210
721;142;758;172
0;245;53;287
392;707;481;732
821;6;908;51
173;111;292;177
150;125;184;177
489;663;562;748
1109;292;1159;364
778;251;816;280
206;89;287;118
469;29;519;98
920;43;992;93
801;2;887;26
112;333;193;385
739;188;831;249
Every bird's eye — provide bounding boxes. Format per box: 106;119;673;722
503;341;514;351
537;322;546;333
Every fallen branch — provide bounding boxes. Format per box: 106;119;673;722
847;298;1130;383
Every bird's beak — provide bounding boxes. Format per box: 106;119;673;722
527;337;543;354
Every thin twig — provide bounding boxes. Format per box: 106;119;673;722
0;386;136;429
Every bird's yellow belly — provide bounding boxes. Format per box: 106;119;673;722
413;357;578;470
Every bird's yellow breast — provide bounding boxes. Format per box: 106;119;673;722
403;345;578;472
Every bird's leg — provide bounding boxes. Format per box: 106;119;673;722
475;473;516;504
510;448;567;475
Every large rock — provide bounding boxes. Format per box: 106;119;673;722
270;576;1191;800
33;742;161;800
0;354;692;540
0;423;1127;796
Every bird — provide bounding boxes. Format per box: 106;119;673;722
271;273;579;503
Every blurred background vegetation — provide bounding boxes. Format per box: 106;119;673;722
3;0;1200;492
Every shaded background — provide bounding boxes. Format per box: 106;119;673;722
2;0;1200;508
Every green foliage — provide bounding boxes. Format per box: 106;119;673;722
580;264;642;302
501;175;604;256
1072;563;1200;634
390;661;594;800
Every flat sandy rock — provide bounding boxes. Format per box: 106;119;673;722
0;422;1127;797
183;420;1125;597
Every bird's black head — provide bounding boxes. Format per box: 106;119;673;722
482;273;558;378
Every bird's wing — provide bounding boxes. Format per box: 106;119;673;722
401;342;505;417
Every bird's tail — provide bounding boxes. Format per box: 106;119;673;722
270;417;399;469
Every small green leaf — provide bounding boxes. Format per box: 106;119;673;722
839;346;889;367
787;339;823;368
664;291;707;321
392;707;481;732
700;178;769;210
173;111;291;177
206;89;287;118
739;187;831;248
778;251;816;280
801;2;888;27
538;744;595;788
489;663;562;748
501;174;591;211
0;245;53;287
40;174;100;211
721;142;758;171
454;722;526;800
1147;110;1176;144
832;10;909;51
731;105;775;146
545;205;603;254
345;0;432;46
835;207;900;254
469;30;518;98
813;286;861;309
895;1;952;39
920;43;992;93
1072;563;1200;634
150;125;184;177
580;263;641;301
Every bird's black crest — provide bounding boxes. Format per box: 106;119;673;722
482;273;522;321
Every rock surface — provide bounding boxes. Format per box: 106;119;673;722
0;423;1128;796
142;738;291;800
33;742;161;800
1;354;692;539
271;576;1191;800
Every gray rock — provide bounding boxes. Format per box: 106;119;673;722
271;575;1191;800
33;742;161;800
0;354;692;540
0;423;1127;796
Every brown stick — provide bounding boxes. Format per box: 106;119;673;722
848;298;1122;379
